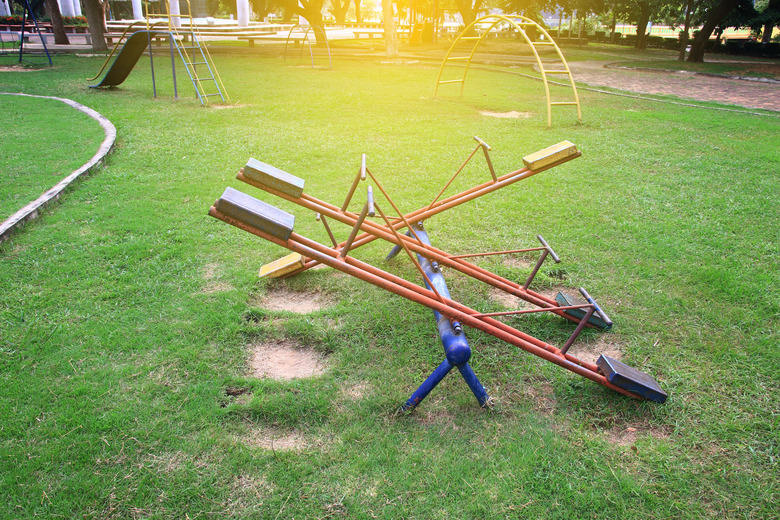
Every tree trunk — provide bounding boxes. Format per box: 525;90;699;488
609;6;617;43
354;0;362;23
295;0;327;46
43;0;69;44
251;0;272;21
687;0;740;62
454;0;482;36
634;1;650;49
382;0;397;57
762;21;773;43
330;0;349;24
678;0;694;61
82;0;107;52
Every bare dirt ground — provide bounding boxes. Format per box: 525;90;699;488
568;61;780;112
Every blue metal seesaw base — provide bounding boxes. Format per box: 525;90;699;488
389;223;491;412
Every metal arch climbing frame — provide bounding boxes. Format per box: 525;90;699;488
434;14;581;128
284;24;332;70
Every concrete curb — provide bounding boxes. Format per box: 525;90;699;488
0;93;117;243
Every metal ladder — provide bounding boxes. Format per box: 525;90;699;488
434;14;581;127
171;31;228;105
147;0;229;105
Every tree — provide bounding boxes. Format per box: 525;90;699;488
382;0;398;57
43;0;69;44
454;0;485;30
354;0;363;22
632;0;652;47
686;0;739;61
276;0;327;43
329;0;350;23
251;0;276;20
750;0;780;42
82;0;107;52
675;0;698;60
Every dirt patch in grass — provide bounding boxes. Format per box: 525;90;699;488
144;451;187;473
201;262;234;293
522;381;557;415
605;420;670;447
251;284;334;314
231;474;275;504
414;407;459;429
569;335;624;366
248;339;327;380
490;284;571;310
489;286;534;310
503;256;537;270
480;110;532;119
0;66;42;72
341;381;369;402
245;426;308;451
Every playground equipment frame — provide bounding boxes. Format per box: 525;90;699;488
435;14;581;127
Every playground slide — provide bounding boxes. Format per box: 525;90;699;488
90;31;165;88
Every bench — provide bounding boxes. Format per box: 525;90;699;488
353;30;382;39
353;29;411;39
238;35;307;47
0;31;20;46
103;32;188;46
20;32;91;45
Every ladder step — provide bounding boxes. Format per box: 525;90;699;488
532;41;555;46
438;79;464;84
446;56;470;61
460;36;481;40
543;69;570;74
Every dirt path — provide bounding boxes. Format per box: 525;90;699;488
567;61;780;112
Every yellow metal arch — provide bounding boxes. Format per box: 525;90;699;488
434;14;581;127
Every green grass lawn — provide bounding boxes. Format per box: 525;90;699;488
0;50;778;519
0;93;105;222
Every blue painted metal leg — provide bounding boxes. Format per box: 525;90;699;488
385;230;412;260
401;359;454;412
457;363;490;407
396;222;491;411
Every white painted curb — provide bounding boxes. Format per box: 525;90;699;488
0;92;117;243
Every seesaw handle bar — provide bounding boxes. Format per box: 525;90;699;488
239;170;586;325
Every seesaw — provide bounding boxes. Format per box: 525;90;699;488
208;138;667;410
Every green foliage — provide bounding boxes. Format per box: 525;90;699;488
0;50;778;519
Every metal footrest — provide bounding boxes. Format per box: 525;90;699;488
259;252;306;278
556;291;612;330
214;187;294;240
597;355;668;403
522;141;577;170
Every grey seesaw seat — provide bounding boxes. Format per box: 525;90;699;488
213;187;295;241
